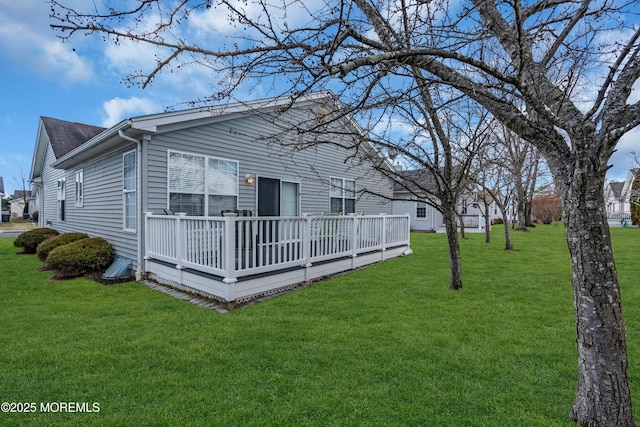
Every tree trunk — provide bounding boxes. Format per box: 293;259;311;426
515;195;529;232
501;211;513;250
483;200;491;244
442;203;463;290
458;212;466;239
559;171;634;426
525;199;535;227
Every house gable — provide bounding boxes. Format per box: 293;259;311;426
41;117;106;159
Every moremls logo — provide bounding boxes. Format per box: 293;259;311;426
40;402;100;413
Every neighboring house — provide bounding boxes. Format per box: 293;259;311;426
391;169;499;232
29;92;411;303
10;190;32;218
604;181;626;213
604;168;638;224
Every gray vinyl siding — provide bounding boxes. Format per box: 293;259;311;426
145;110;393;215
41;141;138;266
41;142;64;227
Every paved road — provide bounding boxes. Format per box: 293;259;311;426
0;231;23;238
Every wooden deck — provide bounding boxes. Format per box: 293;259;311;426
144;214;411;303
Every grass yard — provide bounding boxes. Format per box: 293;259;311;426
1;224;639;426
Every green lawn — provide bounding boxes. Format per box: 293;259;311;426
1;224;639;426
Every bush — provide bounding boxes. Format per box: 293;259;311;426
532;196;563;224
46;237;114;279
631;177;640;226
36;232;89;262
13;228;60;254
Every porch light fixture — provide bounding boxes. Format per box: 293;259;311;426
245;174;255;184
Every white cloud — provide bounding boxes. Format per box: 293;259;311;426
0;0;94;84
628;80;640;105
104;39;160;74
188;0;326;37
101;97;158;127
607;126;639;181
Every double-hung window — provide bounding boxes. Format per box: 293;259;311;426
74;169;84;207
168;151;238;216
123;150;136;231
57;177;65;221
416;201;427;218
330;177;356;214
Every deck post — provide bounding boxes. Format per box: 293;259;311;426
143;212;153;273
303;215;313;282
380;213;387;261
175;213;186;270
223;217;238;300
351;214;358;269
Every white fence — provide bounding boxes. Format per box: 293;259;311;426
145;213;411;284
607;211;631;222
440;214;483;230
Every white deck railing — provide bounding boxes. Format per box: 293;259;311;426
607;211;631;222
440;214;483;229
145;213;410;283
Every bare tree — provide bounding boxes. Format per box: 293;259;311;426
50;1;640;424
488;123;548;231
475;147;517;250
375;87;492;290
12;168;30;217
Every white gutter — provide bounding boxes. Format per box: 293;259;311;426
119;130;144;280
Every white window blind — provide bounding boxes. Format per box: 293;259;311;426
168;151;238;216
74;169;83;207
123;151;136;231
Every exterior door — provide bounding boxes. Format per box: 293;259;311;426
257;177;300;216
257;177;280;216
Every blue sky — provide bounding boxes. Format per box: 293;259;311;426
0;0;638;197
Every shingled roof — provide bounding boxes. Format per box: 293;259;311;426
11;190;31;200
609;181;625;199
393;169;438;193
41;117;106;159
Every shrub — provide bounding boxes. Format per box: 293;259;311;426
532;196;563;224
13;228;60;254
46;237;114;279
36;232;89;262
631;176;640;226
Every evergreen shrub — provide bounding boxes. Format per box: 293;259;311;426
36;232;89;262
46;237;113;279
13;228;60;254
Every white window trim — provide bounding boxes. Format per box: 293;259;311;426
123;150;137;232
416;200;427;219
74;169;84;208
329;176;357;214
57;177;66;221
167;150;239;216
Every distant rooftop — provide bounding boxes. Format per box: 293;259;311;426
12;190;32;199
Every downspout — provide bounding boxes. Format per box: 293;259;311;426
118;130;144;280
